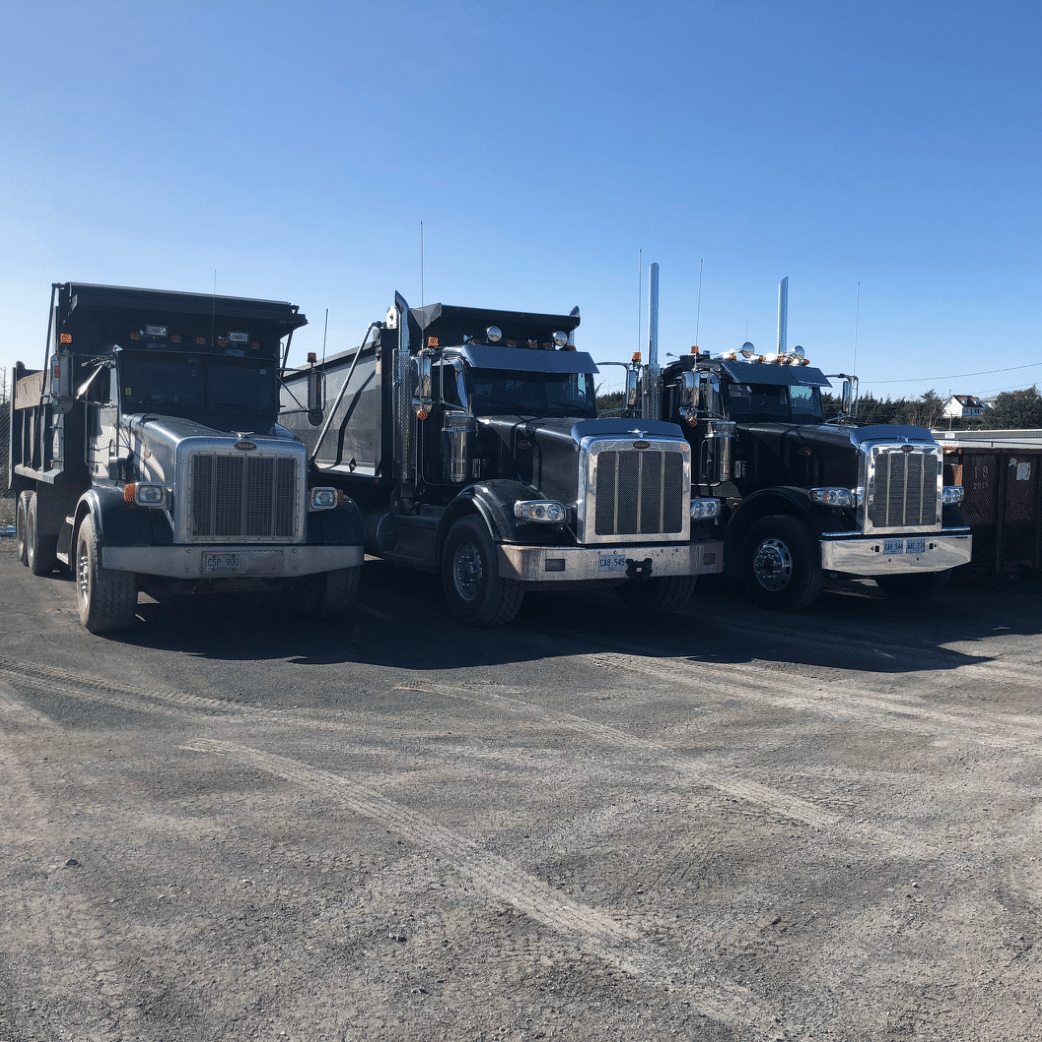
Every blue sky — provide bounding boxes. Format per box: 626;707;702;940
2;0;1039;403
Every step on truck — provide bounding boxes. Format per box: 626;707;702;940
279;293;723;626
621;276;971;610
9;282;365;633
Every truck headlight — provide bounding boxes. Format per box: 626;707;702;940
690;498;722;520
309;487;340;510
942;486;965;505
810;487;857;508
514;500;566;523
128;482;169;509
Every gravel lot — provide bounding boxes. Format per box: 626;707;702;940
1;532;1040;1042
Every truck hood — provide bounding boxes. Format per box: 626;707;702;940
477;415;687;505
737;421;936;489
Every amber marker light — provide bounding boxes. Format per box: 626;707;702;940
307;352;317;363
124;484;136;504
60;333;73;344
632;352;641;362
416;409;429;420
427;336;439;348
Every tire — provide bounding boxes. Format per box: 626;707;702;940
441;516;524;626
75;514;138;634
615;575;696;614
740;514;823;612
297;567;361;619
874;569;952;600
26;492;58;576
16;492;30;567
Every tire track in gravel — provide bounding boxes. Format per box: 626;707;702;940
0;683;139;1041
180;737;789;1038
587;650;1042;753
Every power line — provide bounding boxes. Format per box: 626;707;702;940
861;360;1042;385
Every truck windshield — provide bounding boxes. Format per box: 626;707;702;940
120;354;276;418
467;369;596;419
726;382;824;424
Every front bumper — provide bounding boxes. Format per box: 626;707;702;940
102;544;364;579
820;531;971;576
498;540;724;583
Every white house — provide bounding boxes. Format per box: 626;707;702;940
942;394;984;419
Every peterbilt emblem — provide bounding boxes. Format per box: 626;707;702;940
235;441;258;451
633;440;651;450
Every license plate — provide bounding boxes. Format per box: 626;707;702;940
204;553;241;574
906;538;926;554
598;554;628;573
883;539;905;555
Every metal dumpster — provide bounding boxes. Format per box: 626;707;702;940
937;430;1042;578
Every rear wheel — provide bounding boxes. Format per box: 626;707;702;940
615;575;696;614
442;516;524;626
740;515;822;611
26;492;58;576
75;514;138;634
16;492;30;566
874;569;952;600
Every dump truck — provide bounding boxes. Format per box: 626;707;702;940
279;293;723;625
9;282;364;633
618;274;971;609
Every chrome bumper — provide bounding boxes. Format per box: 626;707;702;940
102;544;364;578
498;540;723;583
820;532;971;576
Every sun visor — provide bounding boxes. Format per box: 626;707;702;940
460;344;598;374
720;361;831;387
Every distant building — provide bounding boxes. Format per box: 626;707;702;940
942;394;984;419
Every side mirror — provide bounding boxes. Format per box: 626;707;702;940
49;352;74;414
412;352;433;417
307;366;324;426
624;367;640;414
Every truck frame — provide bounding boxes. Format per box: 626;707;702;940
279;293;723;625
9;282;365;633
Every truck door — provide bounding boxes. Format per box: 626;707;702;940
85;365;118;481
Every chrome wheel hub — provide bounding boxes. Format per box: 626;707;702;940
453;542;483;602
752;537;793;592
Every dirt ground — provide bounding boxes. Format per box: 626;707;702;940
0;530;1040;1042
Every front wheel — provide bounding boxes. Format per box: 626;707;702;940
441;516;524;626
740;515;822;612
296;567;361;619
874;569;952;600
615;575;696;614
75;514;138;634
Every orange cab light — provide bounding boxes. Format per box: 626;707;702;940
60;333;73;344
307;352;317;363
690;345;699;354
416;409;429;421
123;484;136;504
427;336;439;348
171;334;182;343
195;336;207;345
631;352;642;362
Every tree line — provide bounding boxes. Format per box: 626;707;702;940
595;385;1042;430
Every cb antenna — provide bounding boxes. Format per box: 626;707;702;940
694;258;704;349
322;308;329;365
637;249;642;357
853;281;861;377
420;220;425;310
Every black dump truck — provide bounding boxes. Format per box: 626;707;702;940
9;282;365;633
621;345;972;610
279;293;724;625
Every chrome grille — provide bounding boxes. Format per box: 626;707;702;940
865;445;939;531
190;453;298;540
592;448;686;539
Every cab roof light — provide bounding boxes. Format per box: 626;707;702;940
427;336;439;348
59;332;73;344
631;351;642;363
195;336;207;345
